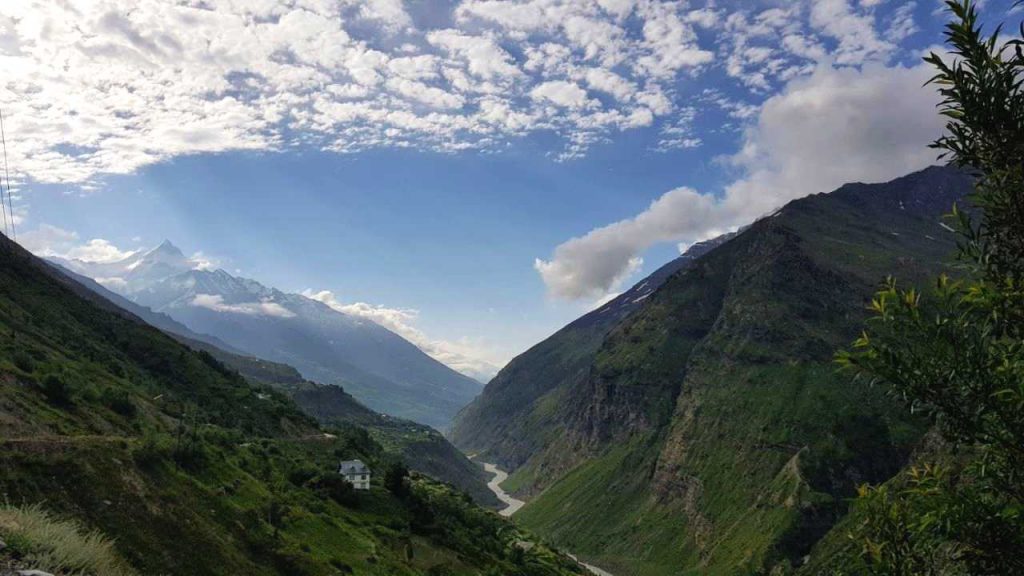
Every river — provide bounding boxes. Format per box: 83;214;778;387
480;462;615;576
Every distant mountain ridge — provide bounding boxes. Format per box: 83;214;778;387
53;241;482;430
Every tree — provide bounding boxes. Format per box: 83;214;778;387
384;461;410;498
837;2;1024;574
41;373;72;405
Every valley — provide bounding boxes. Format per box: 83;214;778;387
4;3;1021;573
454;166;975;575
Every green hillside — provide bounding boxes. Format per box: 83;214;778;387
452;166;973;575
51;255;500;509
210;350;500;508
0;235;581;576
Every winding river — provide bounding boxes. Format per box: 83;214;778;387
480;462;615;576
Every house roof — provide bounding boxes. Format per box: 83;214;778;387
339;459;370;475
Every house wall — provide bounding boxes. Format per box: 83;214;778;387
345;473;371;490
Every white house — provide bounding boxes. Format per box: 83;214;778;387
339;459;371;490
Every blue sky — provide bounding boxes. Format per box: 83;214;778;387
4;0;1020;379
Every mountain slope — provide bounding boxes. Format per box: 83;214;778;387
56;242;481;430
452;166;973;575
48;261;245;354
451;233;732;471
47;261;498;506
208;349;501;508
0;234;581;576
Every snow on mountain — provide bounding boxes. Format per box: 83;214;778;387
51;240;482;429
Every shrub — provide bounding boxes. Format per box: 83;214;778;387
312;472;356;506
100;387;137;418
384;461;410;498
41;373;72;405
132;433;173;470
12;350;34;373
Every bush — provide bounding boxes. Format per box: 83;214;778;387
288;465;318;488
132;434;173;470
41;374;72;405
312;472;356;506
384;461;410;498
100;387;137;418
12;350;34;373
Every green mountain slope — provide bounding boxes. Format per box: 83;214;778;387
452;166;973;575
0;235;580;576
451;234;732;478
40;267;500;509
210;350;501;508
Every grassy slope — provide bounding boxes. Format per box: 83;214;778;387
0;236;579;576
0;503;138;576
470;167;972;575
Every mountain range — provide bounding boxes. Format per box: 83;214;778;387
452;165;973;575
47;261;499;507
0;231;581;576
53;242;481;430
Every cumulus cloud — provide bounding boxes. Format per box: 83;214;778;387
19;224;138;262
536;61;945;300
302;289;503;382
190;293;296;318
65;239;139;263
0;0;724;187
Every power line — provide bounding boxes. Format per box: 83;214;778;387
0;108;14;241
0;110;7;238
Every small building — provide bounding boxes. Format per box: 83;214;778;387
339;459;371;490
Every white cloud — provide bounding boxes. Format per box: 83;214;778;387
65;239;139;263
810;0;894;64
18;224;81;258
189;251;220;272
0;0;731;188
302;289;503;382
584;68;636;102
530;81;592;109
190;293;296;318
537;61;945;300
535;187;716;300
19;224;138;263
95;276;128;290
655;106;701;151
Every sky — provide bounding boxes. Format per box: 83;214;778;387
2;0;1020;381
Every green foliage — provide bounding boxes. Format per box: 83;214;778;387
838;2;1024;574
41;373;72;405
100;386;137;418
311;472;357;506
386;461;412;498
12;349;34;373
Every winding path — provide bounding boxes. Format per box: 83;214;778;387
479;461;615;576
